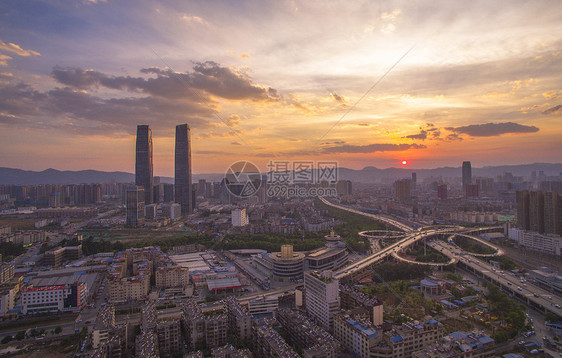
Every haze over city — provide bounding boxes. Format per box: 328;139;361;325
1;0;562;176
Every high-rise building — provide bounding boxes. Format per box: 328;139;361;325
304;270;340;333
544;191;561;235
163;184;174;203
529;190;545;234
232;208;249;227
393;179;411;202
437;184;448;200
462;161;472;190
465;183;479;198
135;125;154;204
175;124;193;215
516;190;530;230
126;186;145;227
411;172;417;190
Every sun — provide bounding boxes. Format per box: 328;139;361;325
401;160;407;165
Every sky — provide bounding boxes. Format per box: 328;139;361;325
1;0;561;176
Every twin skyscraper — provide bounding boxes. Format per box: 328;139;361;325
135;124;192;216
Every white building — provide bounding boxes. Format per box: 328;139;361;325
304;270;340;332
247;296;278;316
508;228;562;256
21;283;87;314
231;208;249;227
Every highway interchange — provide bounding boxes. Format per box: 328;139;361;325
320;197;562;317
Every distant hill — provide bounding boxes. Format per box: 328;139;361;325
0;163;561;185
338;163;562;182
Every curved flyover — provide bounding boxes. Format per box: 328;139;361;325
448;233;504;257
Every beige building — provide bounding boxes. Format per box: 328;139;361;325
109;275;150;302
155;266;190;288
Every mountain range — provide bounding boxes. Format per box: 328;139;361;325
1;163;561;185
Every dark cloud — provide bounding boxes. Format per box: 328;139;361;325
0;81;214;135
331;92;344;102
322;143;426;154
445;122;539;137
320;140;346;145
231;141;242;145
403;130;427;140
445;133;463;141
542;104;562;115
52;62;280;102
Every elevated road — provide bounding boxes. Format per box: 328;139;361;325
320;197;413;232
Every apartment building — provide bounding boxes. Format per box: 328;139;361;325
304;270;340;332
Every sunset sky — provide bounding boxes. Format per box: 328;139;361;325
1;0;561;176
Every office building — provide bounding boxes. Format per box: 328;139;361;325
232;208;249;227
304;270;340;333
21;282;87;314
175;123;193;215
462;161;472;189
126;186;145;227
135;125;154;204
277;308;340;358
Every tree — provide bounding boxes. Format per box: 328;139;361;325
1;335;12;344
54;326;62;334
15;331;25;340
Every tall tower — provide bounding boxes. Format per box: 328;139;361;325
175;124;192;215
135;125;154;204
462;161;472;190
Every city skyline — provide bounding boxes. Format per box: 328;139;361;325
1;1;562;176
